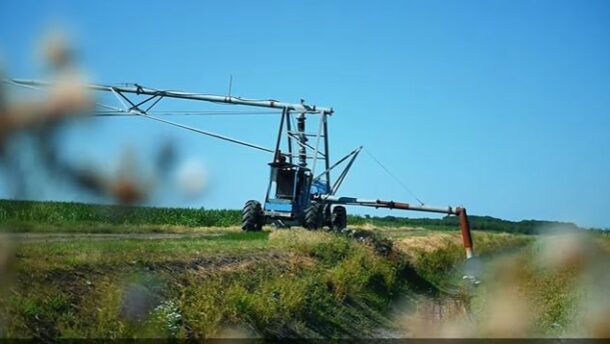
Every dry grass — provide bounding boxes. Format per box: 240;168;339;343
0;228;406;339
7;221;596;339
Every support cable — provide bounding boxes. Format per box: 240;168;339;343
363;147;425;206
130;111;274;154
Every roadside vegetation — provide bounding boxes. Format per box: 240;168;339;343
0;199;607;339
0;229;412;338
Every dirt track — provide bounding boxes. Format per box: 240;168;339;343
0;232;224;243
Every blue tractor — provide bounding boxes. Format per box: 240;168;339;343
240;106;360;232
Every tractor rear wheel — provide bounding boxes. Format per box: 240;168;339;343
323;204;333;229
331;206;347;231
303;202;323;230
241;200;263;231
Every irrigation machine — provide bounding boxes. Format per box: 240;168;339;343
5;79;475;259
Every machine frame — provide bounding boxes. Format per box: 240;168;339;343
4;78;475;258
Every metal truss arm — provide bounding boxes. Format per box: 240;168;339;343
314;146;362;182
7;79;333;114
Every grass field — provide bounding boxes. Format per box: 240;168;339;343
0;228;406;338
0;199;593;234
0;200;608;339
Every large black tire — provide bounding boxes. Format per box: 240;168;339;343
303;202;323;230
241;200;264;231
322;204;333;229
331;206;347;231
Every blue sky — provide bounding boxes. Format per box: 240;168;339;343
1;1;609;228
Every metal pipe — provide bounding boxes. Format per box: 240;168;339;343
297;113;307;167
287;131;326;138
285;110;293;164
287;133;326;157
330;148;361;195
273;108;287;161
322;196;455;214
372;200;456;214
456;207;474;259
320;195;475;259
7;79;334;114
314;146;361;181
323;116;331;190
310;113;326;176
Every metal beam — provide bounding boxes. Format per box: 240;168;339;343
330;147;361;195
310;112;327;177
320;196;458;215
7;79;334;114
273;108;287;160
314;146;361;181
323;115;331;190
285;110;294;164
317;195;475;259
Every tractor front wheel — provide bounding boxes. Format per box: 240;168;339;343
303;202;323;230
241;200;264;231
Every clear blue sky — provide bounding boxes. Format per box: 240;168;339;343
1;1;609;228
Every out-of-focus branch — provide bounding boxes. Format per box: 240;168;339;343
0;31;192;205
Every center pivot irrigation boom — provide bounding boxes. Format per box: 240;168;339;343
6;79;475;259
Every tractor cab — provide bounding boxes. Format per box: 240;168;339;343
263;153;312;219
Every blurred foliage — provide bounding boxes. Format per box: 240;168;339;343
470;234;610;337
409;232;532;288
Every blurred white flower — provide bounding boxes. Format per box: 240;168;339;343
175;158;207;197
